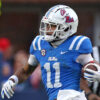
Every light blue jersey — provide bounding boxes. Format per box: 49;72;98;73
29;35;92;100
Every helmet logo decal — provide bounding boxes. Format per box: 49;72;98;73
65;16;74;23
60;9;66;16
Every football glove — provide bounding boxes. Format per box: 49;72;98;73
1;75;18;99
84;68;100;82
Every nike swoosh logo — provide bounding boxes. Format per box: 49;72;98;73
60;51;68;54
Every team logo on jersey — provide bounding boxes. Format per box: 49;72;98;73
41;49;46;56
48;57;58;61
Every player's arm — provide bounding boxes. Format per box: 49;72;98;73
76;37;100;82
80;78;100;100
1;54;39;99
14;63;37;84
77;53;100;82
14;54;39;83
77;54;100;99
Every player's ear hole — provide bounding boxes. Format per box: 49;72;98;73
64;27;69;32
64;25;72;32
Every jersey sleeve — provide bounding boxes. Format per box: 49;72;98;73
78;37;93;54
29;36;39;54
29;41;35;54
29;36;40;62
28;54;39;66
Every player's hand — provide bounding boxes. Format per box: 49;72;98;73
84;68;100;82
1;80;16;99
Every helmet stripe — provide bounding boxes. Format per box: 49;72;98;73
45;5;59;18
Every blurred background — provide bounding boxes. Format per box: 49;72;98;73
0;0;100;100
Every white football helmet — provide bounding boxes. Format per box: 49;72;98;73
39;5;78;42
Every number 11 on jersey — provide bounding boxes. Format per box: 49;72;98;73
44;62;62;88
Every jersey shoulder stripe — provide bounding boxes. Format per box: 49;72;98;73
32;36;40;50
32;35;43;50
37;36;44;50
69;36;81;50
75;36;88;50
68;36;89;51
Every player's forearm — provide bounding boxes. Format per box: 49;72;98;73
80;77;100;100
80;78;91;94
14;64;37;84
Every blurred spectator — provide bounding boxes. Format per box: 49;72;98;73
0;38;11;52
0;50;3;75
30;65;41;89
0;38;14;68
2;63;12;77
0;63;12;87
0;38;13;89
13;50;28;72
13;50;31;91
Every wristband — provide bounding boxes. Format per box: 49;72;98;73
9;75;19;85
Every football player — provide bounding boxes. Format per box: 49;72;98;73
1;4;100;100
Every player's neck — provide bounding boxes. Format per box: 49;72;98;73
50;38;66;48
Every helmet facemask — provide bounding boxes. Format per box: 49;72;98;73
40;21;73;42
